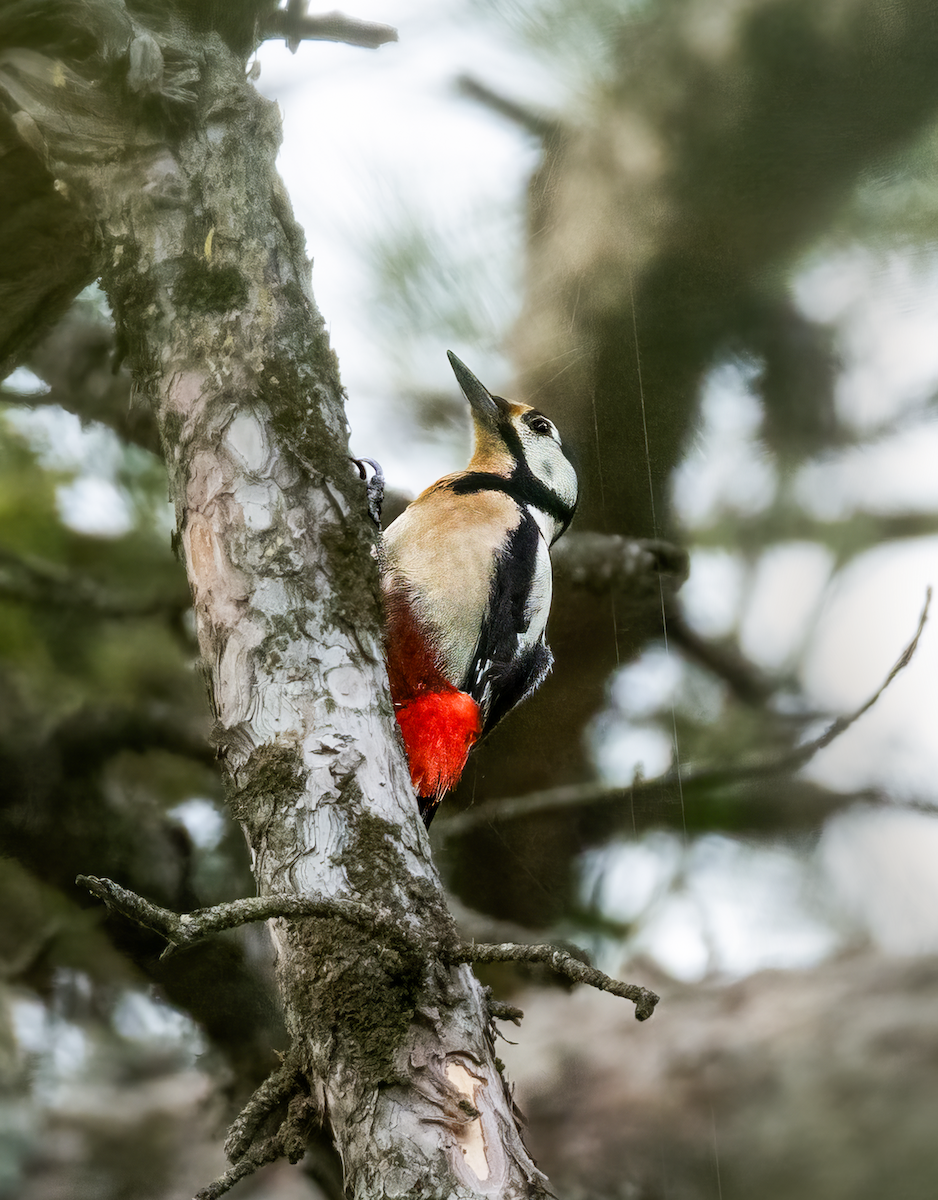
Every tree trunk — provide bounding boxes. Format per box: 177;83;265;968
0;6;549;1195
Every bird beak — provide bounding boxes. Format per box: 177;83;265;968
447;351;509;429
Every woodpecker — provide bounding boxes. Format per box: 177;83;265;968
381;351;578;827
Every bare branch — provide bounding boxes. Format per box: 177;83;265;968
452;942;659;1022
552;532;689;602
12;309;161;456
53;704;216;774
196;1078;321;1200
444;590;931;835
456;74;558;140
193;1134;284;1200
76;874;426;958
224;1057;303;1164
665;604;776;706
263;7;398;52
0;547;188;618
439;780;627;837
77;874;657;1028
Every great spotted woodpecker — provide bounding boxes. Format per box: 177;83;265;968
381;351;578;827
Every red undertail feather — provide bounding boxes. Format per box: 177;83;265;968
384;587;480;823
395;689;481;801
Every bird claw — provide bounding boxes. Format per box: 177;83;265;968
350;457;385;527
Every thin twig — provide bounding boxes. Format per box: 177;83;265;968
76;875;423;958
450;942;659;1022
456;74;558;140
441;589;932;836
224;1057;302;1163
76;876;657;1023
263;9;398;51
487;998;524;1025
0;547;189;618
438;780;627;837
785;585;930;764
193;1134;284;1200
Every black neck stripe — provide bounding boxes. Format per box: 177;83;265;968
447;471;576;535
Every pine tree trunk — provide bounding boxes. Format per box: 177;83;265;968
0;6;549;1195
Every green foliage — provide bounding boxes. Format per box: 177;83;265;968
0;856;137;988
370;207;516;352
470;0;650;97
0;411;192;713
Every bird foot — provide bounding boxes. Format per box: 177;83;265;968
351;457;385;527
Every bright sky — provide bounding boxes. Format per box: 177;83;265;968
255;0;545;486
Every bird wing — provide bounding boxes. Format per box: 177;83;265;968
460;508;554;736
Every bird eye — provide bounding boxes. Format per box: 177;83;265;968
529;417;553;436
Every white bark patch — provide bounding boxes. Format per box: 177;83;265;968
247;681;303;739
445;1061;489;1181
251;574;290;619
284;505;308;539
289;804;350;894
225;411;271;473
233;479;279;530
326;664;374;709
216;622;265;730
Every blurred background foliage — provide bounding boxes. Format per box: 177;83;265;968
5;0;938;1196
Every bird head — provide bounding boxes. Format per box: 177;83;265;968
447;350;578;538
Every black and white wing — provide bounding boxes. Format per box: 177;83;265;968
461;509;554;737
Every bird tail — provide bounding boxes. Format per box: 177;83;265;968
395;689;481;824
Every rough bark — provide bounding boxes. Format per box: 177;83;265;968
0;5;556;1195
